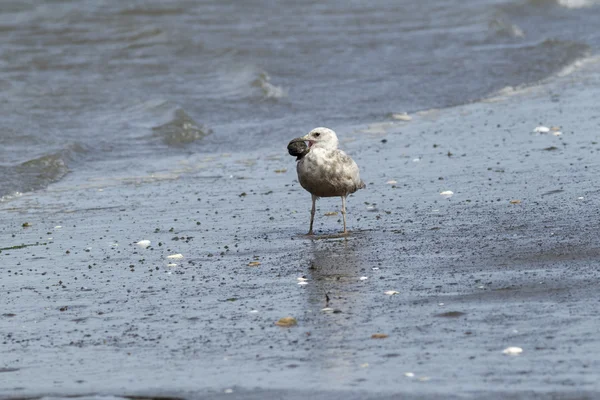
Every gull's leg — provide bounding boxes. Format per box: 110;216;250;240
308;195;317;235
341;196;347;234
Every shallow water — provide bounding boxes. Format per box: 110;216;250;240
1;0;600;198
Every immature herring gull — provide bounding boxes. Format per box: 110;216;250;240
288;127;365;235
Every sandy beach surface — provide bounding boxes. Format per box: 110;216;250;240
2;58;600;399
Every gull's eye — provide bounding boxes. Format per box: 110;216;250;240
314;132;321;137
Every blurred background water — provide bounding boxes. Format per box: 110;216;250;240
1;0;600;199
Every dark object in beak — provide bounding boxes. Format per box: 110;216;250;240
287;138;309;160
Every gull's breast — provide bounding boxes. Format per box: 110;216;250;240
296;149;363;197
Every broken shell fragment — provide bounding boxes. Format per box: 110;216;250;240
371;333;389;339
533;126;550;133
509;199;521;204
275;316;297;327
384;290;399;295
440;190;454;198
552;131;562;136
502;346;523;355
247;261;261;267
391;113;412;121
167;254;183;259
136;240;151;248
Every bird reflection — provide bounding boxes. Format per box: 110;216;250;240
300;235;370;385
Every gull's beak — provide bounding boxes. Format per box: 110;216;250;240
289;136;308;144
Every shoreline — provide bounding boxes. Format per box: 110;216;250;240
3;52;599;205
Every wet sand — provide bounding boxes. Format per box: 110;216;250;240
2;61;600;399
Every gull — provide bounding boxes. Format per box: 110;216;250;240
288;127;365;235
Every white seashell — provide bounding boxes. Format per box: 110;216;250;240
440;190;454;198
372;267;380;270
404;372;415;378
413;158;421;162
167;263;177;267
533;126;550;133
297;277;308;281
502;346;523;355
359;276;368;281
136;240;151;248
384;290;399;295
321;307;334;312
167;254;183;259
386;180;397;185
298;281;308;285
552;131;562;136
392;113;412;121
577;197;584;200
249;310;259;314
54;226;62;229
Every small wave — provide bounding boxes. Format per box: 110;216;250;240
484;53;600;102
0;144;86;199
251;72;288;100
151;109;212;147
0;191;23;203
118;6;185;16
489;16;525;39
216;66;287;101
529;0;600;7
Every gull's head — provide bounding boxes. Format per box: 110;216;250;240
298;127;339;150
